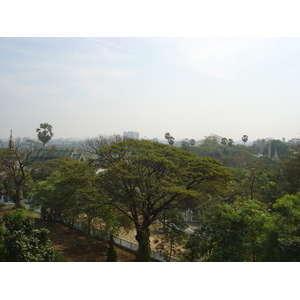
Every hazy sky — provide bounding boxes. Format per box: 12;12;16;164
1;37;300;142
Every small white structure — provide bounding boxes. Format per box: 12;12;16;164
186;208;194;222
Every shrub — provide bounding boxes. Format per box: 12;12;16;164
0;209;64;262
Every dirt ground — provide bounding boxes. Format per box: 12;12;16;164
34;218;136;262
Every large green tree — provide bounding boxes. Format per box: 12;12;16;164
32;160;122;235
197;134;223;160
95;139;232;261
183;198;270;262
260;193;300;261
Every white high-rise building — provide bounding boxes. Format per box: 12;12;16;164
124;131;140;140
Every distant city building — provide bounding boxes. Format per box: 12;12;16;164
124;131;139;140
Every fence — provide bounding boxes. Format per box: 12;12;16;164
27;205;181;262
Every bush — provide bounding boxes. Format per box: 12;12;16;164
0;209;64;262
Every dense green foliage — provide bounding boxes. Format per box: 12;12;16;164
95;139;232;261
261;193;300;261
32;161;124;235
183;193;300;262
178;136;300;262
0;209;64;262
2;132;300;261
183;199;270;261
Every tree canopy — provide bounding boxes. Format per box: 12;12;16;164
32;160;124;235
95;139;232;261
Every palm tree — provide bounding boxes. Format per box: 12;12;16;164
189;139;196;146
242;135;248;146
36;123;53;149
168;137;175;146
221;137;228;146
165;132;175;146
165;132;171;140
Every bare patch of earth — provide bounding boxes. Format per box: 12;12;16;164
34;218;136;262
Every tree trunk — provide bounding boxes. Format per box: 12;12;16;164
15;188;22;208
135;226;151;262
87;215;92;237
168;240;173;262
